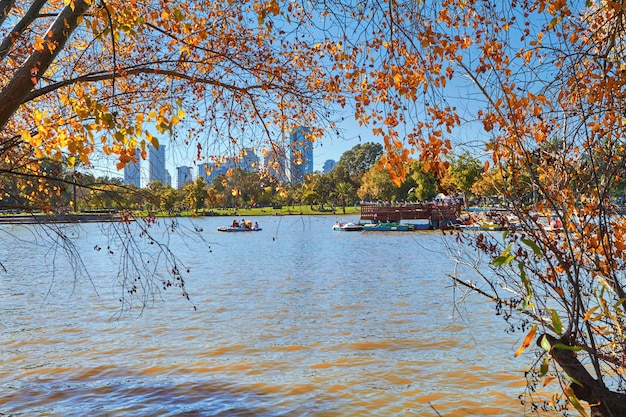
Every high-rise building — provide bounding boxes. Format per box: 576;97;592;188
148;144;167;185
177;166;193;188
290;127;313;183
323;159;337;174
123;149;141;187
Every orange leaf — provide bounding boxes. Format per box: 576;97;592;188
543;376;556;387
514;324;537;357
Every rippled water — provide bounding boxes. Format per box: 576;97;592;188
1;215;549;416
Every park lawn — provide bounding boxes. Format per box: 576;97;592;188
152;205;361;217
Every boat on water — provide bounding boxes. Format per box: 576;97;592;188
332;222;363;231
218;219;261;232
217;225;262;232
361;221;431;231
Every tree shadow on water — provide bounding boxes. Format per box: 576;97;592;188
2;370;316;417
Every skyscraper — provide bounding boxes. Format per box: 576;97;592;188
323;159;337;173
289;127;313;183
148;144;167;185
176;166;193;188
123;149;141;187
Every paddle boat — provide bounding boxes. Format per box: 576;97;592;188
218;220;261;232
332;221;363;231
361;221;431;231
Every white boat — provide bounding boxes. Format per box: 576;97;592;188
332;222;363;231
218;223;261;232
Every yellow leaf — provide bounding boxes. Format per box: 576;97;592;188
565;385;589;417
514;324;537;357
20;130;32;142
149;135;159;149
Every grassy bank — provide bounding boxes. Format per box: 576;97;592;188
153;205;361;218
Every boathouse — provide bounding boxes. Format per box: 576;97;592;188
360;202;461;229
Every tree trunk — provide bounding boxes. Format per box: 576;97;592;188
539;334;626;417
0;0;92;130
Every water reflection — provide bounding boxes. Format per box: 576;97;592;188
0;216;553;416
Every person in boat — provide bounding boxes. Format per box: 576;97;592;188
231;219;239;227
254;222;259;230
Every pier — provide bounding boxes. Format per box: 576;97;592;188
360;202;461;229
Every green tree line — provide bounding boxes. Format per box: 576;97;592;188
0;142;491;215
13;140;626;217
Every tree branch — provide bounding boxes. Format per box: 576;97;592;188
540;333;626;416
23;64;295;103
0;0;15;29
0;0;48;62
0;0;92;130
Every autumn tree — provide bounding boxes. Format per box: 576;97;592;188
330;0;626;414
182;177;208;213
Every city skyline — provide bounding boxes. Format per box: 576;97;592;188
123;143;337;189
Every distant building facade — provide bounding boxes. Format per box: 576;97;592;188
177;166;193;188
148;144;167;185
289;127;313;183
322;159;337;174
123;148;141;187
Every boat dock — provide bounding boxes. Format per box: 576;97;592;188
360;202;461;229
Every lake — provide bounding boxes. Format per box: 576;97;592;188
0;215;551;416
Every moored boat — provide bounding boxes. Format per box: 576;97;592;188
332;221;363;231
362;221;412;231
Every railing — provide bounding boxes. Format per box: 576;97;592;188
360;202;461;223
